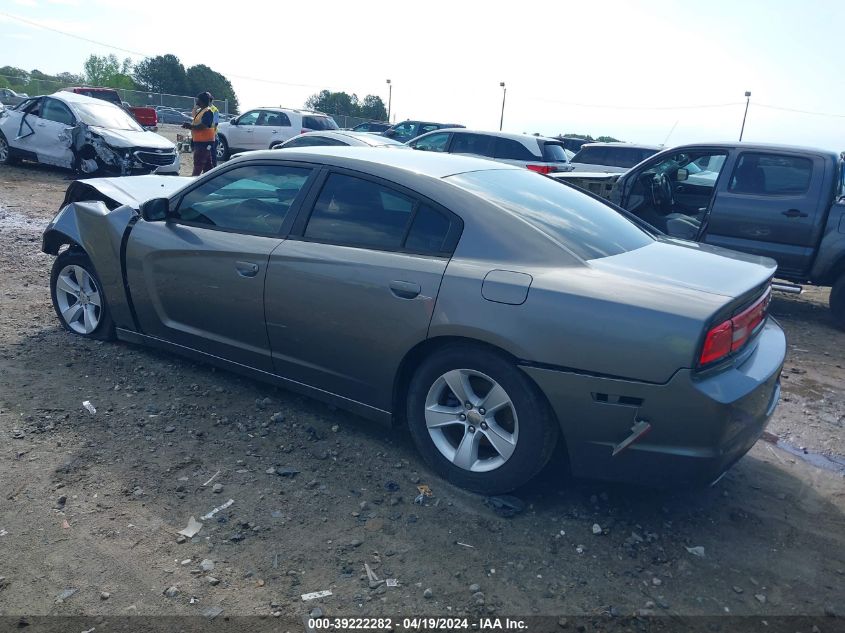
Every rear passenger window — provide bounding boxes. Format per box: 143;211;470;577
728;153;813;195
405;205;451;253
495;138;536;161
451;133;496;157
305;174;415;249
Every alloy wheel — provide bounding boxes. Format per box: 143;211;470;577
424;369;519;473
55;264;102;334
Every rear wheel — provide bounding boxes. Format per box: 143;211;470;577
50;251;115;340
407;345;558;494
217;136;230;162
830;274;845;330
0;131;19;165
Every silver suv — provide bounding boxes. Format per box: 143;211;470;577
408;129;573;174
216;107;338;160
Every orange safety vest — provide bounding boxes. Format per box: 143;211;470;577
192;107;215;143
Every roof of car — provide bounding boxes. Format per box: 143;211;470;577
296;131;404;146
656;141;840;159
231;146;522;178
424;128;561;143
245;106;332;116
578;142;662;150
49;90;120;106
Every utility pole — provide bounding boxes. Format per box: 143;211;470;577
739;91;751;141
386;79;392;123
499;82;506;131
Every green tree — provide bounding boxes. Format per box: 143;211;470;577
304;90;387;120
358;95;387;120
83;54;136;90
185;64;239;114
133;54;187;95
596;135;621;142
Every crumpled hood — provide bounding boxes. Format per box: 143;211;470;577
90;126;175;150
78;175;193;208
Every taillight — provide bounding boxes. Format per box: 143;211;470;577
300;129;310;135
698;288;771;367
526;164;555;174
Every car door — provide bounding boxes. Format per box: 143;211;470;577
700;150;825;277
253;110;292;149
125;162;318;370
32;97;77;166
227;110;259;150
264;170;461;412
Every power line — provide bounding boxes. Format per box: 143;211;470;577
526;96;745;111
0;11;333;92
754;102;845;119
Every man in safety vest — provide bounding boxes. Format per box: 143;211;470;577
183;92;215;175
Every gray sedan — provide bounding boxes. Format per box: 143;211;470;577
42;148;785;493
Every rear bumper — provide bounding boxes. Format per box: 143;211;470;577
522;319;786;487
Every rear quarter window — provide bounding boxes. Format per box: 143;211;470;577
448;169;652;260
303;116;339;131
542;142;569;163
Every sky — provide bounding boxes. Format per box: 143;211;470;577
1;0;844;151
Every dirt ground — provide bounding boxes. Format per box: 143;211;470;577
0;158;843;631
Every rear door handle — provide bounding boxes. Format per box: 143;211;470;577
782;209;808;218
389;280;421;299
235;261;259;277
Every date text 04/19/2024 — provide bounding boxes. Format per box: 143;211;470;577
307;617;528;630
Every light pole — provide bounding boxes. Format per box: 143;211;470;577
386;79;392;123
739;90;751;141
499;82;506;131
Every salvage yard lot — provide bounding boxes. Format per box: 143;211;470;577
0;162;844;624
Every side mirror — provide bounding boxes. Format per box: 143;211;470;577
140;197;170;222
676;168;689;182
229;117;238;125
382;129;395;137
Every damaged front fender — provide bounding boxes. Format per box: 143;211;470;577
43;201;138;328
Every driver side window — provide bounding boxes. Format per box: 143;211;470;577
173;165;312;235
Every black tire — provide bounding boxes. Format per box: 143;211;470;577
830;274;845;330
0;130;19;165
73;149;104;177
406;345;559;494
217;135;230;162
50;250;115;340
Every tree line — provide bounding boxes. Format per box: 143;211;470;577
304;90;387;121
0;54;240;113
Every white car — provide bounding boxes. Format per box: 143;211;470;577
273;130;406;149
0;91;179;176
407;129;573;174
216;107;339;161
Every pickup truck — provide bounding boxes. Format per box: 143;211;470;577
551;143;845;326
60;87;158;129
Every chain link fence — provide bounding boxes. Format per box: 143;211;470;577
0;74;229;114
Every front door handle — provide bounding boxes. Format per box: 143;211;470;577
782;209;808;218
389;280;421;299
235;261;259;277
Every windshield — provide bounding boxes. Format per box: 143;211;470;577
449;169;652;260
73;102;143;131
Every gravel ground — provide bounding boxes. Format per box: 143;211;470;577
0;160;843;630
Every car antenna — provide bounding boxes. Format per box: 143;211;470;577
662;119;679;147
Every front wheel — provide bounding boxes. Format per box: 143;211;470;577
0;131;19;165
407;345;558;494
830;273;845;330
50;251;115;340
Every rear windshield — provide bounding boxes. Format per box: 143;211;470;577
542;142;570;163
448;169;652;260
302;115;339;131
